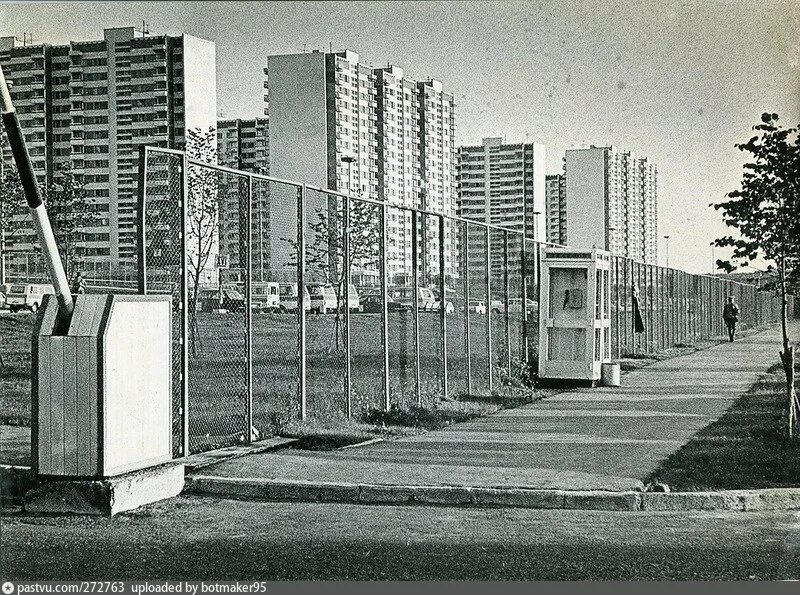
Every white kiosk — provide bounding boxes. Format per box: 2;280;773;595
538;248;612;385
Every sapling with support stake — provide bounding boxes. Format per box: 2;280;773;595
0;64;73;332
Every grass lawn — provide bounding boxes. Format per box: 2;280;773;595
647;357;800;491
0;313;33;426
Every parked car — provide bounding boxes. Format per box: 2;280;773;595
252;281;280;313
307;283;338;314
508;298;539;315
432;289;455;314
389;286;436;310
4;283;55;313
432;299;455;314
360;293;408;313
490;299;504;314
197;285;244;312
278;283;311;313
342;283;362;312
468;300;486;315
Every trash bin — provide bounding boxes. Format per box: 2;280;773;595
601;362;621;387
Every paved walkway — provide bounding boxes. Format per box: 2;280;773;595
199;322;799;492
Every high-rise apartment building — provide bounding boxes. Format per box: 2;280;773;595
457;137;546;282
563;145;657;263
216;118;269;281
217;118;269;172
0;27;217;274
545;173;566;245
266;49;457;285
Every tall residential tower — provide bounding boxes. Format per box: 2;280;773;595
457;137;546;281
563;145;657;263
266;49;457;285
0;27;217;274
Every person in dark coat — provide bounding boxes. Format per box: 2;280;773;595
723;296;739;342
71;271;86;295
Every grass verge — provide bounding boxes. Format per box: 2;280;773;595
646;357;800;491
0;314;33;426
276;396;526;450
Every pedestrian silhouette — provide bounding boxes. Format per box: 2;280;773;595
723;296;739;342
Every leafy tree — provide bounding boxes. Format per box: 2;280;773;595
44;164;96;279
0;132;27;285
185;126;219;354
712;112;800;437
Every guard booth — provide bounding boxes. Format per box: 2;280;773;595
538;247;611;385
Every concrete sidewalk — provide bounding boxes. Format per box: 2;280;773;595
194;322;799;496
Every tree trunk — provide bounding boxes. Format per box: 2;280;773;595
779;258;798;439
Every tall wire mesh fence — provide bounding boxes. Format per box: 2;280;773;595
136;147;793;456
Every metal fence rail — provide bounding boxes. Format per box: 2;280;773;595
135;146;791;456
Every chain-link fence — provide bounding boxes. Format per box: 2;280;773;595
136;146;792;456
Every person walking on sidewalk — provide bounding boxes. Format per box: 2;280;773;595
723;296;739;342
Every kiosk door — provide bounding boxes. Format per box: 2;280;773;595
544;265;591;379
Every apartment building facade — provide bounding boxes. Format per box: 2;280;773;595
216;118;269;282
563;145;657;263
457;137;546;284
545;173;566;245
0;27;217;275
267;49;457;286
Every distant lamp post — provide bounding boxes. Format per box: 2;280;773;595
531;211;541;242
608;226;617;254
341;154;356;195
711;245;717;273
663;235;670;268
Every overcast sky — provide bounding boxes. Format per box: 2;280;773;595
2;0;797;273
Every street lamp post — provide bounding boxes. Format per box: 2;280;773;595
531;210;541;242
663;235;670;268
340;154;356;418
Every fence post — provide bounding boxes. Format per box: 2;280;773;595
343;192;352;418
485;227;493;392
412;210;422;405
520;235;529;364
298;185;307;420
439;215;448;399
614;257;621;360
503;230;511;379
137;146;147;295
245;175;253;442
380;202;390;411
463;222;472;397
657;267;664;350
180;153;189;457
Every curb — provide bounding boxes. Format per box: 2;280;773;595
184;475;800;512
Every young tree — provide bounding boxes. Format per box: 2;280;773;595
283;196;380;353
185;126;219;354
712;112;800;437
44;165;96;279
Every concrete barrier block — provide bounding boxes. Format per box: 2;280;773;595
25;462;184;515
472;487;564;509
359;484;415;503
563;491;640;511
411;486;473;505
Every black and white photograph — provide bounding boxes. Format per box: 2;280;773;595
0;0;799;583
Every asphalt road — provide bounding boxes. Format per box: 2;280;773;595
3;496;800;580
